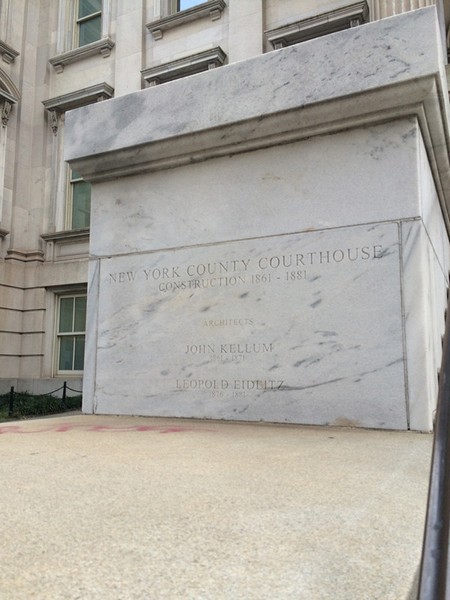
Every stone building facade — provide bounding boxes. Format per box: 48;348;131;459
0;0;449;395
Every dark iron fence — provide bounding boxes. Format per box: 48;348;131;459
417;294;450;599
1;382;82;417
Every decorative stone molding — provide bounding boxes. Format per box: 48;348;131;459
0;70;20;100
142;47;226;86
49;37;115;73
265;1;369;49
0;40;19;64
1;98;12;126
0;88;16;126
0;227;9;238
43;83;114;134
50;110;59;136
147;0;226;40
41;229;89;262
5;249;45;262
43;83;114;112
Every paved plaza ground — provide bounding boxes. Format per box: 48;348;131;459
0;414;432;599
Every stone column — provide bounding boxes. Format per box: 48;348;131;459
372;0;434;20
228;0;263;63
115;0;144;96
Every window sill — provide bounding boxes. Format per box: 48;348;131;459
49;37;115;73
41;229;90;262
57;371;84;377
43;83;114;113
265;0;369;49
147;0;226;40
41;229;90;242
142;46;226;86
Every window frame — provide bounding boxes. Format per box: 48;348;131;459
51;0;114;71
55;293;87;375
67;167;91;231
42;83;113;235
75;0;102;48
264;2;370;50
176;0;203;12
147;0;226;40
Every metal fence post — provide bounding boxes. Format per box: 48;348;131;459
8;386;14;417
62;381;68;410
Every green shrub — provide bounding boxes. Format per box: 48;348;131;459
0;392;82;420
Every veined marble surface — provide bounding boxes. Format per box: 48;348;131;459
65;7;450;217
75;7;450;430
89;119;419;257
66;7;443;161
89;223;406;429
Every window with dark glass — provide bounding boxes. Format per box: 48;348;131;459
69;169;91;229
57;295;86;372
77;0;102;47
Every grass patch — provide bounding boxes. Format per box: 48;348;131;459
0;392;82;421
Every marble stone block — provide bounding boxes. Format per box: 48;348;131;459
65;8;450;214
67;8;450;430
90;223;406;429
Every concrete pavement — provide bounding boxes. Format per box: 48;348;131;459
0;415;432;599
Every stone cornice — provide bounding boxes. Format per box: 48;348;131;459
147;0;226;40
0;88;16;104
0;39;19;64
49;37;115;73
42;83;114;113
265;1;369;49
142;47;226;86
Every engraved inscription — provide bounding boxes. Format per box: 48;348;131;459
203;319;254;327
185;343;273;354
175;379;284;390
98;226;396;418
107;244;385;292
